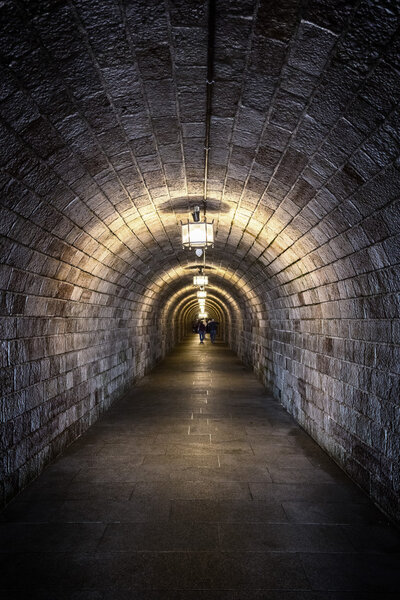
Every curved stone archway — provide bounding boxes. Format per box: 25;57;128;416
1;0;399;522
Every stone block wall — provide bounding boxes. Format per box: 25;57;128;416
235;246;400;523
1;0;400;525
0;228;164;507
266;292;399;522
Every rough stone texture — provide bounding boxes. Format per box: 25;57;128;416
0;0;400;523
1;338;399;597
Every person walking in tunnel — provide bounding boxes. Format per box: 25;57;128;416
208;318;218;343
198;319;206;344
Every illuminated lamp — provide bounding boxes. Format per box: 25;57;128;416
181;206;214;249
193;274;208;286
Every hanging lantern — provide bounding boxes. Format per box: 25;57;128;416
193;266;209;287
193;274;208;286
197;289;207;299
181;219;214;249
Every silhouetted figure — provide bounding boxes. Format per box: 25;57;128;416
208;318;218;343
198;320;206;344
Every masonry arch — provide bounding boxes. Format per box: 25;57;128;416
0;0;399;523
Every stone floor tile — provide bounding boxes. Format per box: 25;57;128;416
233;592;323;600
72;463;178;483
143;454;219;468
209;552;311;589
48;454;146;470
218;523;355;552
1;338;399;596
249;482;370;503
63;443;104;457
282;501;389;524
132;480;252;500
251;442;299;456
217;454;269;468
323;593;400;600
53;497;170;523
267;467;337;484
132;423;192;435
155;433;211;444
233;592;399;600
0;499;65;523
1;552;74;592
169;499;288;523
189;422;246;436
300;552;400;592
102;592;235;600
97;444;167;457
340;523;400;553
97;522;219;552
0;523;106;553
91;434;159;446
165;442;221;455
169;465;272;483
209;440;255;453
63;483;135;501
0;591;104;600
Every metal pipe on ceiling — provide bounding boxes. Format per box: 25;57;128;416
203;0;216;218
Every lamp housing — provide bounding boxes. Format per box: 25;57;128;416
181;219;214;249
193;275;208;286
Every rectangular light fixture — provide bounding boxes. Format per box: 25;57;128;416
181;220;214;249
197;290;207;299
193;275;208;286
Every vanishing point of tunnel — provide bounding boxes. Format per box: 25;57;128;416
1;0;400;597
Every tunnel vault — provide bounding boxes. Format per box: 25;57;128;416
1;0;400;523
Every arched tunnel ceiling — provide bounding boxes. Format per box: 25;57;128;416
160;281;242;324
1;0;400;303
2;0;400;523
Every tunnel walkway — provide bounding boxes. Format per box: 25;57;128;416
1;337;400;598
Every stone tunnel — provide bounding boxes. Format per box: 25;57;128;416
1;0;400;596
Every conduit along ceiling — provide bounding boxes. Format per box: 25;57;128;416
1;0;400;521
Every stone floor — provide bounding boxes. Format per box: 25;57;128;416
1;337;400;599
